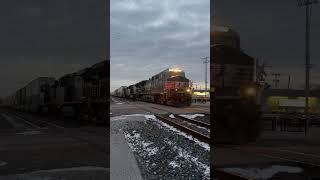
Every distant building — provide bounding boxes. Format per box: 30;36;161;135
192;89;210;102
262;89;320;113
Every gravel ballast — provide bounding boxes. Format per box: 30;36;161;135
111;114;210;180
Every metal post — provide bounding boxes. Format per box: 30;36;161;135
272;73;280;88
202;57;210;100
305;4;310;135
298;0;318;135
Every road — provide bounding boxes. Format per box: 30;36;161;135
0;107;109;180
111;97;210;116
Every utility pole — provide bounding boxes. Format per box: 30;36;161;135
272;73;280;88
202;57;210;98
287;75;291;89
298;0;318;135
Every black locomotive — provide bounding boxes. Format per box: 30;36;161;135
114;68;192;107
4;60;109;124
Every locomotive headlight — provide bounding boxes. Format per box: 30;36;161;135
245;87;256;96
186;88;191;93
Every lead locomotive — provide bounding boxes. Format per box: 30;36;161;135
114;68;192;107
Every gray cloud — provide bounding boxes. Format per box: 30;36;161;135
111;0;210;91
0;0;107;98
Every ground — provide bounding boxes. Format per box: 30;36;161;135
0;107;109;180
110;97;210;180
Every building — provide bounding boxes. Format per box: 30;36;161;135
192;89;210;102
262;89;320;113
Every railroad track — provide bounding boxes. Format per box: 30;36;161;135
8;111;65;129
177;115;210;129
155;114;210;143
6;110;108;153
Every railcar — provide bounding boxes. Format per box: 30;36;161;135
114;68;192;107
3;60;109;124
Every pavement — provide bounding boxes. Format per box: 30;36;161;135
259;127;320;144
110;131;143;180
0;108;109;180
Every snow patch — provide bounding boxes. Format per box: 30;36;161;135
111;114;147;121
223;165;303;179
165;139;210;179
116;102;123;105
144;114;157;120
124;131;159;157
180;114;205;119
169;161;180;168
169;114;175;118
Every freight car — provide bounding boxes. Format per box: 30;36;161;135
114;68;192;107
4;60;109;124
3;77;56;113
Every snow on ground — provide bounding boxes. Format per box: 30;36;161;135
125;131;159;157
180;114;205;119
147;115;210;151
112;113;210;179
116;102;123;105
223;165;303;179
169;114;175;118
165;139;210;179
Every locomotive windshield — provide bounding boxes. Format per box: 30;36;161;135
168;71;185;78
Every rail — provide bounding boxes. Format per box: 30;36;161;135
155;114;210;143
177;115;210;129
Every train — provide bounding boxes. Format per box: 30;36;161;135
113;68;192;107
3;60;109;124
211;25;260;144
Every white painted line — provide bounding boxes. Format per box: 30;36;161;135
0;113;35;129
9;114;43;129
12;113;64;129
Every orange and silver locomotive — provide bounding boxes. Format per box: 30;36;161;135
114;68;192;107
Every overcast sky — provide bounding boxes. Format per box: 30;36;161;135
214;0;320;89
110;0;210;91
0;0;107;98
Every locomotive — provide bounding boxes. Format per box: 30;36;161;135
114;68;192;107
211;26;260;144
3;60;109;124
